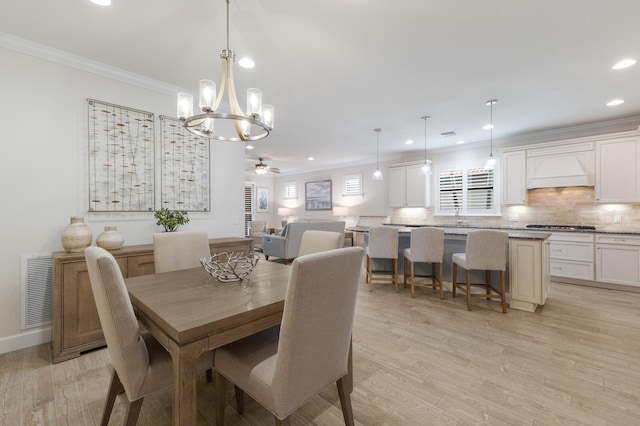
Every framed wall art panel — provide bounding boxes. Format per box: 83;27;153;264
305;180;332;210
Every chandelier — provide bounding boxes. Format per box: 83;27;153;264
176;0;274;141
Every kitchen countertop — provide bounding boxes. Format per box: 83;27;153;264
347;225;550;240
381;223;640;236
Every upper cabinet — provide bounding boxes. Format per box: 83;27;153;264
595;135;640;203
502;150;527;205
526;142;595;189
389;163;430;207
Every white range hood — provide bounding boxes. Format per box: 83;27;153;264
526;142;595;189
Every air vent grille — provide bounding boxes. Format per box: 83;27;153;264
21;253;53;329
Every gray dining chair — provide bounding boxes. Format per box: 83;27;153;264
452;230;509;313
214;246;365;426
153;230;210;274
403;227;445;298
365;226;399;291
85;246;214;425
298;230;343;256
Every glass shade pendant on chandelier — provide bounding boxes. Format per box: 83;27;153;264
176;0;274;141
484;99;497;170
372;128;383;180
419;115;432;176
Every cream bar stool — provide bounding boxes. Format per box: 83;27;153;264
366;226;399;292
452;230;509;313
403;227;445;298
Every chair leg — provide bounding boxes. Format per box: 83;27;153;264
234;385;245;414
124;398;144;426
337;376;355;426
410;261;415;298
403;256;408;287
438;262;444;299
101;370;125;426
214;370;227;426
486;270;491;299
393;258;398;292
366;256;373;291
500;270;507;313
431;263;437;289
465;269;472;311
452;262;457;298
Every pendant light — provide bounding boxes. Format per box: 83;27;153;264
419;115;431;176
484;99;498;170
372;128;383;180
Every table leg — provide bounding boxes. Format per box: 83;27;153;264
169;339;207;426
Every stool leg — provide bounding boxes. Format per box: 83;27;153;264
452;262;457;298
403;257;408;287
366;256;372;291
486;270;491;300
500;270;507;313
438;262;444;299
466;269;472;311
393;258;398;292
410;261;415;298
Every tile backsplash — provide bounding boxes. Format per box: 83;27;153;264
392;187;640;231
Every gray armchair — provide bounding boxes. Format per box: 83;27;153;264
262;221;345;263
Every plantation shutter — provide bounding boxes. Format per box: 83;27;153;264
438;169;463;211
467;168;494;211
244;184;253;236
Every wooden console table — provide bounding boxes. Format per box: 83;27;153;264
52;237;253;363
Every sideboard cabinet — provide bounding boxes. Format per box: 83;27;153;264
52;237;253;363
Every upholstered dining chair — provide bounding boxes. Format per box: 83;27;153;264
403;227;445;298
298;230;343;256
153;230;210;274
85;246;214;425
451;230;509;313
214;246;365;426
365;226;399;292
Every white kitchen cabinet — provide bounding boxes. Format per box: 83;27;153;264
549;232;594;281
595;136;640;203
526;142;594;189
509;238;550;312
595;234;640;287
502;150;526;205
389;164;428;207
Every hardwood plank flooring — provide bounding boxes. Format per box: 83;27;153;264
1;279;640;425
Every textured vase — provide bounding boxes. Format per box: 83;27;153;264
96;225;124;250
61;216;93;253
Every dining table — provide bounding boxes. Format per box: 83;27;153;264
125;259;354;426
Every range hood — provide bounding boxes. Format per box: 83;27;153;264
526;144;595;189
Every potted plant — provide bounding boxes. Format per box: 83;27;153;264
153;208;190;232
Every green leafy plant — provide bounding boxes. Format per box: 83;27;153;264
153;208;190;232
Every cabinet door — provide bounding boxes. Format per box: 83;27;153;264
502;151;526;205
509;239;542;304
596;244;640;286
128;254;156;277
61;258;126;350
405;164;426;207
389;167;406;207
595;137;640;203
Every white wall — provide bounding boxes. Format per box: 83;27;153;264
0;46;245;353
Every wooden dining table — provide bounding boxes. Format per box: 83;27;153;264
125;260;291;425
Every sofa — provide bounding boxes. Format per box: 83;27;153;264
262;221;345;263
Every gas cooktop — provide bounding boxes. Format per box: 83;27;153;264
525;224;596;231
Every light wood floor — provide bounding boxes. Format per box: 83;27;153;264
2;279;640;425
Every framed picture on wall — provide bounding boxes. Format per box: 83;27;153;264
305;180;332;210
256;186;270;212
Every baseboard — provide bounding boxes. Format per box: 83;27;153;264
0;326;51;355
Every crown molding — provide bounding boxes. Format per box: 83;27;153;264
0;31;185;95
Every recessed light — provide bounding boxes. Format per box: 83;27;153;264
607;99;624;106
612;59;636;70
238;57;255;68
456;140;465;145
308;157;314;161
89;0;111;5
245;145;254;150
405;139;414;145
483;124;494;130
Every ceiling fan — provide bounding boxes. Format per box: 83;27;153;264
247;158;280;175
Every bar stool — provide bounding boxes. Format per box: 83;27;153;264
403;227;445;298
452;230;508;313
366;226;399;292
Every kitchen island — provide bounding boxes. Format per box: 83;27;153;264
356;226;551;312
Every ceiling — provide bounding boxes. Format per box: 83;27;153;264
2;0;640;174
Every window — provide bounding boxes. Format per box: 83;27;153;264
283;181;297;199
342;173;363;196
244;184;253;236
435;162;499;216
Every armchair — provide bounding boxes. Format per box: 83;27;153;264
262;221;345;263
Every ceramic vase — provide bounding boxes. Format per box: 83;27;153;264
61;216;93;253
96;225;124;250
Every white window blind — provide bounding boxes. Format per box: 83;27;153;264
435;162;499;216
244;184;253;236
343;173;363;196
467;168;494;211
284;181;297;199
438;170;463;211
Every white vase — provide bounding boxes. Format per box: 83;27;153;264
96;226;125;250
61;216;93;253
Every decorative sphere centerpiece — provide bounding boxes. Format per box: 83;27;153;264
200;251;259;282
